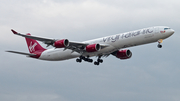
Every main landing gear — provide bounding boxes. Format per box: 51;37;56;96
157;39;163;48
76;56;93;63
76;55;103;65
94;56;103;65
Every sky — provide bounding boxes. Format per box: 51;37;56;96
0;0;180;101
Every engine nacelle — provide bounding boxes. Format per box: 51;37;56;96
114;49;132;59
54;39;69;48
86;44;101;52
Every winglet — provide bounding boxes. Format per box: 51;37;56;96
11;29;18;34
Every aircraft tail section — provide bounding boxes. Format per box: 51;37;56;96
25;33;46;53
9;30;46;59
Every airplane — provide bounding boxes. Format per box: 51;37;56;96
6;26;174;65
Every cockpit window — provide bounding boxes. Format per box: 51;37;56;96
164;28;170;30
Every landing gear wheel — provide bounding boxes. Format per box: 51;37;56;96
76;59;82;63
158;44;162;48
88;59;93;63
84;58;88;61
76;59;79;62
80;56;85;60
97;59;103;63
77;55;94;63
94;62;99;65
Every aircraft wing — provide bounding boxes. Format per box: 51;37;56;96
11;29;109;54
11;29;88;46
11;29;56;45
6;51;36;56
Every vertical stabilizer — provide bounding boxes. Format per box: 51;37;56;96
25;33;46;53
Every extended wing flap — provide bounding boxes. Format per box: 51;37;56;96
69;42;109;49
99;44;110;49
69;41;88;48
67;42;110;53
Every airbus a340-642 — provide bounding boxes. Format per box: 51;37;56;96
7;26;174;65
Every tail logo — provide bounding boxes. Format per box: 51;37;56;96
29;42;37;52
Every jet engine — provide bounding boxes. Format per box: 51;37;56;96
54;39;69;48
86;44;101;52
112;49;132;59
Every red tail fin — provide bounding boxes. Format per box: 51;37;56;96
25;33;46;53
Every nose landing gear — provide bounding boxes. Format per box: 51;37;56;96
157;39;163;48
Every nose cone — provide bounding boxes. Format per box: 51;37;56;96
163;29;174;39
172;29;175;34
170;29;175;35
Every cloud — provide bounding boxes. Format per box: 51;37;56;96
1;0;180;41
0;93;69;101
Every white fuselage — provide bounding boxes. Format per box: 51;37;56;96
39;26;174;61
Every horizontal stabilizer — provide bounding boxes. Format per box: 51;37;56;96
6;51;36;56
